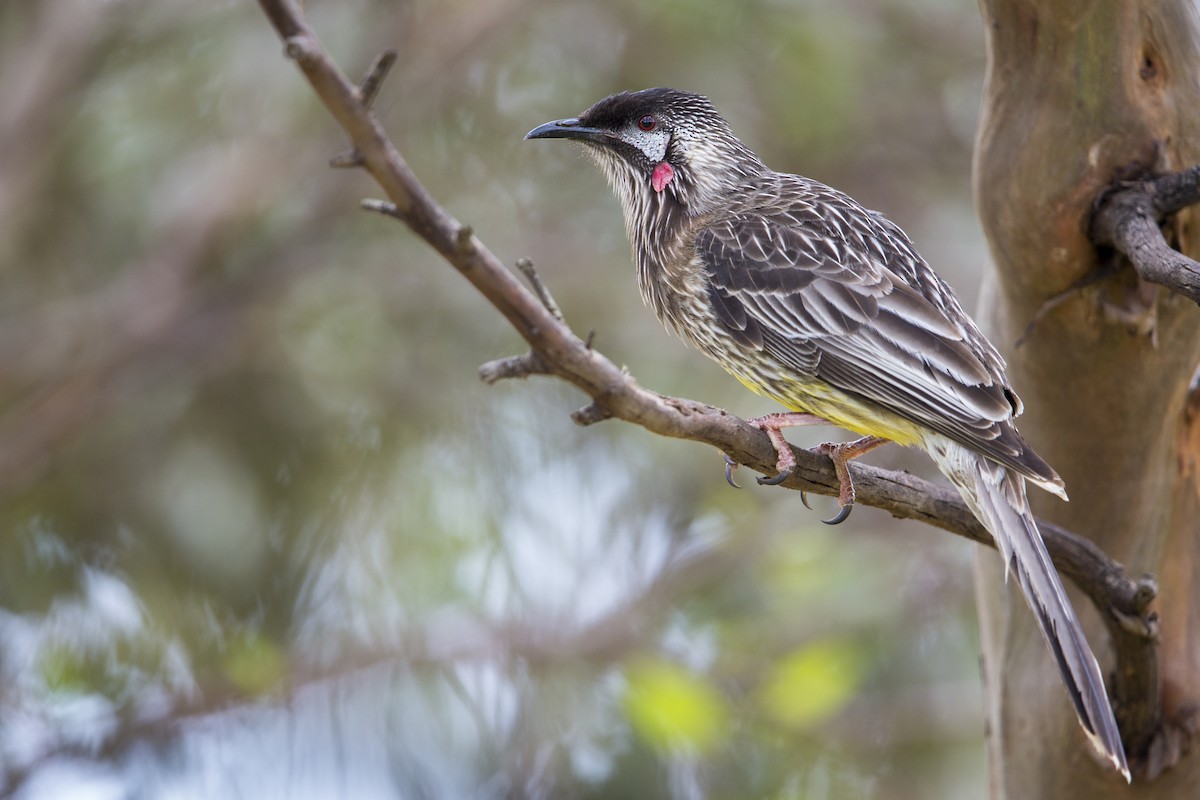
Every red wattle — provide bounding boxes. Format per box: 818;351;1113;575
652;162;675;193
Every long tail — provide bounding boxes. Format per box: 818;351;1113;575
929;439;1130;782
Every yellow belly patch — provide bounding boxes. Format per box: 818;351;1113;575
731;371;925;447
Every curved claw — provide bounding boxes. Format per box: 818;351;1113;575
800;491;812;510
822;504;853;526
723;455;741;489
757;467;793;486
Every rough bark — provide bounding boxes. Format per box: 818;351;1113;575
973;1;1200;796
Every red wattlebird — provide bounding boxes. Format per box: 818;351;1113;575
527;87;1129;780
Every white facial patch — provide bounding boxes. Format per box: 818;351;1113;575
624;125;670;164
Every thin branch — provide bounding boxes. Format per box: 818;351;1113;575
515;257;565;322
1090;165;1200;304
255;0;1160;760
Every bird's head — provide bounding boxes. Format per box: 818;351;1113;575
525;88;765;218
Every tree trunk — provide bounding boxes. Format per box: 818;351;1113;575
973;0;1200;796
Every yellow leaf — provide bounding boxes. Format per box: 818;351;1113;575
223;635;287;696
623;658;728;753
758;638;863;729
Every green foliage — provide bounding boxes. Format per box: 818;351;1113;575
222;634;287;696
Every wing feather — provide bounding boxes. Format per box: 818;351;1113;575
696;187;1055;483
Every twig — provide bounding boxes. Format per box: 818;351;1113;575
331;47;399;172
477;260;562;384
329;149;363;169
255;0;1161;761
516;258;564;322
1090;165;1200;304
478;352;551;384
358;49;397;108
361;198;400;218
571;402;614;425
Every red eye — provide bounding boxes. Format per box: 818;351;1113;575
637;115;657;132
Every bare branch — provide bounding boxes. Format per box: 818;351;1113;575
1091;165;1200;304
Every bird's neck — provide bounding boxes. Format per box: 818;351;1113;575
617;173;698;331
594;148;766;334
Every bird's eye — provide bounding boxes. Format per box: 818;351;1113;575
637;115;657;132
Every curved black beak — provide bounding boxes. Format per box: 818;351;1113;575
525;118;611;144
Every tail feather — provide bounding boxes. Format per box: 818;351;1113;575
929;440;1130;782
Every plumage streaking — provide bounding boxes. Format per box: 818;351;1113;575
527;87;1128;780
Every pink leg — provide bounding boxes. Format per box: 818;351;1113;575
725;412;830;487
815;435;890;505
746;412;839;486
725;413;890;525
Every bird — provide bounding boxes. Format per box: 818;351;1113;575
526;87;1129;780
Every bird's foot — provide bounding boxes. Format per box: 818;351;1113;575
723;415;888;525
811;436;890;525
744;412;829;487
723;412;827;489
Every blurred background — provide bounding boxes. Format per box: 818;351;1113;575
0;1;995;797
